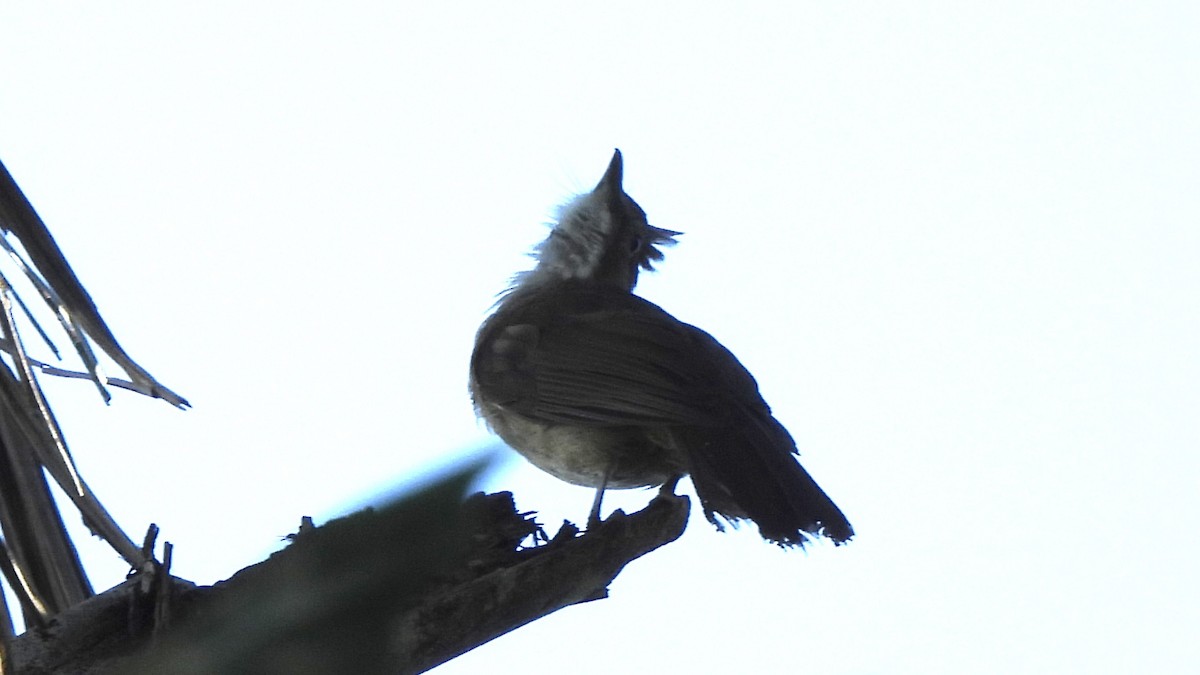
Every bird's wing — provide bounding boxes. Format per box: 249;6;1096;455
474;289;767;428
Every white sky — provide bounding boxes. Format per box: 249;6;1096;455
1;3;1197;673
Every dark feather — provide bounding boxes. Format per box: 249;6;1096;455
473;281;854;547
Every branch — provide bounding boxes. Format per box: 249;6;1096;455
396;490;689;673
7;478;690;674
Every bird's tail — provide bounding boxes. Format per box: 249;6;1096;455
679;420;853;548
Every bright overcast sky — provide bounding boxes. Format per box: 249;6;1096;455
1;3;1197;674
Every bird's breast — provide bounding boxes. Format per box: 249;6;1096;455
478;401;683;489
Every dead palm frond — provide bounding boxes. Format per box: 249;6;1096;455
0;156;187;653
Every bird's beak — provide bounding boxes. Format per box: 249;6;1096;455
595;149;624;197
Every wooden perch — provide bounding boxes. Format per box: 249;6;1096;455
395;490;690;674
8;476;690;674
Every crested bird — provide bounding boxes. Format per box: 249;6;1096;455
469;150;853;547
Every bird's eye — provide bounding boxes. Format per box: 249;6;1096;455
629;236;642;253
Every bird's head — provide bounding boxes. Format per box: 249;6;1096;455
522;150;680;292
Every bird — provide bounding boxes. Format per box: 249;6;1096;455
469;150;853;548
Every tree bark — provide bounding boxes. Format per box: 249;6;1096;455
9;474;689;675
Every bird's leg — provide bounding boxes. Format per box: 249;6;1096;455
587;462;615;529
658;473;683;499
